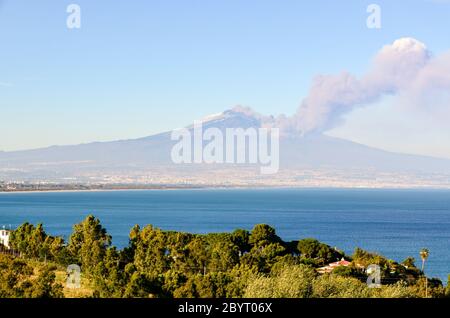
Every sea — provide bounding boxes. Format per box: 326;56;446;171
0;188;449;283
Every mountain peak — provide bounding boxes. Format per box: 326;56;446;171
194;106;263;130
227;105;259;117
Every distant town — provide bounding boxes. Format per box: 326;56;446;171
0;181;211;193
2;166;450;193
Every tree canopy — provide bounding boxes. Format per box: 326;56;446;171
4;217;447;299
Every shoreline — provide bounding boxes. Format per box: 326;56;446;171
2;184;450;194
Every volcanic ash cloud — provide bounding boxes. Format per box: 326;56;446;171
265;37;450;136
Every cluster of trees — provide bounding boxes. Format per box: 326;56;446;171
9;223;68;263
3;215;449;298
0;254;63;298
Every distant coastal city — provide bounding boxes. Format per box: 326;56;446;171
2;167;450;193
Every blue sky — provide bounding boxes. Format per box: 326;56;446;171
1;0;450;157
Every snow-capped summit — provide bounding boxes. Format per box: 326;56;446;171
193;106;263;131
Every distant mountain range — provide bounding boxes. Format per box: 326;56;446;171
1;108;450;187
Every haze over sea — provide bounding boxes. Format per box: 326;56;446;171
0;188;449;282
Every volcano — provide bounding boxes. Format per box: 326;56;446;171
1;107;450;186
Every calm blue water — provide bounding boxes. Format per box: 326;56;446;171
0;188;449;283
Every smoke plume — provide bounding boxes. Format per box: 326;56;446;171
261;37;450;136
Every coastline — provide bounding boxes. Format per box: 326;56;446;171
2;184;450;194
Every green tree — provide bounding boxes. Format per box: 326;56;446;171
208;240;240;273
162;269;188;296
401;257;416;268
121;224;141;264
249;224;280;247
29;267;64;298
297;238;343;265
241;242;287;273
446;275;450;297
0;254;63;298
225;264;259;298
312;274;371;298
68;215;112;275
9;222;66;262
132;225;170;275
332;265;362;279
123;272;160;298
244;264;316;298
419;249;430;297
419;248;429;272
173;272;231;298
231;229;251;254
92;247;127;297
185;237;208;275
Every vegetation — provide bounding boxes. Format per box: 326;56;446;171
420;248;429;271
0;254;63;298
1;215;448;298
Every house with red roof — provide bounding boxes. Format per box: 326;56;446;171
317;258;352;274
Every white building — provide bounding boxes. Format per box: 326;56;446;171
0;229;11;249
